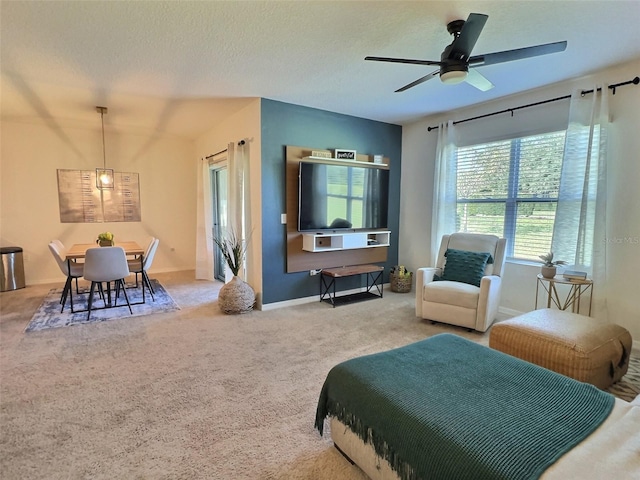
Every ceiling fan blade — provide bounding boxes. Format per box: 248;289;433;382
365;56;442;66
449;13;488;59
469;41;567;67
465;68;494;91
395;70;440;93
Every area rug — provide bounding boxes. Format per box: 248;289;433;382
25;279;180;332
607;355;640;402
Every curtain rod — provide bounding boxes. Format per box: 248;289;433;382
205;148;227;160
426;76;639;132
204;140;246;160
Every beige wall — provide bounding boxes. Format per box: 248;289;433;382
400;59;640;339
0;118;197;284
194;99;263;306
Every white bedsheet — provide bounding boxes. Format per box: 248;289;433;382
330;398;640;480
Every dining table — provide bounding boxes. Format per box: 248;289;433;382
65;241;146;312
66;241;145;260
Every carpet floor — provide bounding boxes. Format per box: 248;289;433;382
0;271;638;480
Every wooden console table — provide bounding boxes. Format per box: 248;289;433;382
320;264;384;307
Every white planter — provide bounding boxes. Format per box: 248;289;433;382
541;266;557;279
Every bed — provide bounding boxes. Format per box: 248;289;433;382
315;334;640;480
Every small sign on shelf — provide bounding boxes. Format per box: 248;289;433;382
311;150;332;159
335;149;357;161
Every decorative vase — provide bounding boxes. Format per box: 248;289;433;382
541;265;557;279
218;276;255;314
98;240;114;247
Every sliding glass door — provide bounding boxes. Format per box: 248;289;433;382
211;166;228;282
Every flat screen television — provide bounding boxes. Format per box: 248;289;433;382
298;161;389;232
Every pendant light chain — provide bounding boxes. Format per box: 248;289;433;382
100;107;107;169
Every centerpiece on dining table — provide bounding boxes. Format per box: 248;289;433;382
96;231;115;247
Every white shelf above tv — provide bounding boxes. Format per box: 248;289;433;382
302;231;390;252
301;156;389;169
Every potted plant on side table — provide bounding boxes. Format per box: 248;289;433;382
538;252;567;279
213;228;255;314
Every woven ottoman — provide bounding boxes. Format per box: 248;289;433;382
489;309;632;389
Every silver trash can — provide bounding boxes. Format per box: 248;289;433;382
1;246;26;291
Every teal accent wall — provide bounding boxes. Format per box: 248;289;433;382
261;99;402;304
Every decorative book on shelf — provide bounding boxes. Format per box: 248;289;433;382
563;270;588;281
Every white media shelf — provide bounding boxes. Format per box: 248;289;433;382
301;156;389;169
302;231;390;252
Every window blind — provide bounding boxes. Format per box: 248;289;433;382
456;131;565;260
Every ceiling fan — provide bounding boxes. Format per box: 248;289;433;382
365;13;567;93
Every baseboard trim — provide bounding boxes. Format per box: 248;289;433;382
497;306;525;319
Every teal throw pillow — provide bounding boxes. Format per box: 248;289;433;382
440;249;493;287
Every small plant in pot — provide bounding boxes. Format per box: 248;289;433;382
538;252;567;279
212;228;255;314
96;231;114;247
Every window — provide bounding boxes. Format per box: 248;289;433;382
455;131;566;261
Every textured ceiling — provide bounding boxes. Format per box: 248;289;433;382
2;1;640;138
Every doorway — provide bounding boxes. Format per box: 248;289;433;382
211;165;228;282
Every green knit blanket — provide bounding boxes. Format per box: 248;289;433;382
315;333;614;480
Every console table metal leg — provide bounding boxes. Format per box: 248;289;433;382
366;271;383;298
320;275;336;307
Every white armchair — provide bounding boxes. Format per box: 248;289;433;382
416;233;507;332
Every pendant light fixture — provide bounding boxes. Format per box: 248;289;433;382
95;106;114;189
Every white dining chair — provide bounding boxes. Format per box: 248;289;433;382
83;247;132;321
48;241;84;313
128;237;154;287
128;238;159;300
51;239;84;295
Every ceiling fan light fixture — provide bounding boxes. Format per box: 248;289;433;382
440;69;468;85
367;12;567;93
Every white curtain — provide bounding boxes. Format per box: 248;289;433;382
227;140;252;282
431;120;458;261
195;156;214;281
195;141;251;283
552;85;609;318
